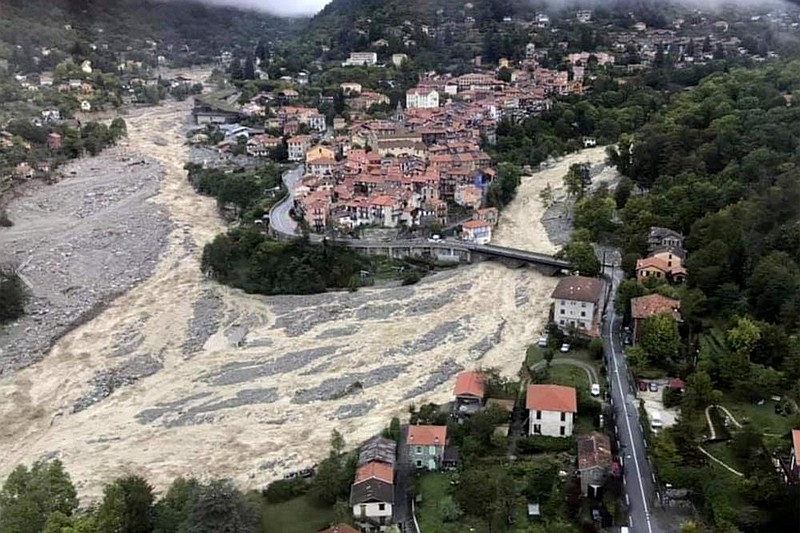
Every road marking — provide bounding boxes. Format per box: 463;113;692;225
625;493;630;506
652;473;656;483
610;312;654;533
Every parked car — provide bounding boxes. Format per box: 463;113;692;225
428;234;441;243
649;382;659;392
537;334;549;348
638;381;648;392
591;383;601;397
560;343;570;353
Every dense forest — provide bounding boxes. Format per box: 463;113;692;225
594;61;800;532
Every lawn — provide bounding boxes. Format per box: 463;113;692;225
721;394;796;436
416;472;487;533
526;344;545;367
703;441;745;477
259;494;336;533
548;365;590;390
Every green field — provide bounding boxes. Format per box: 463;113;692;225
259;495;337;533
721;395;797;436
416;473;488;533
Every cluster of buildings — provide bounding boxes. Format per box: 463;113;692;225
636;227;687;283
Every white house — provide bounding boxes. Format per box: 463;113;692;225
551;275;605;336
287;135;313;162
526;384;577;437
461;219;492;245
406;87;439;109
350;462;394;531
343;52;378;67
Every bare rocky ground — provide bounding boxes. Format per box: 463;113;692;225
0;85;612;501
0;150;171;374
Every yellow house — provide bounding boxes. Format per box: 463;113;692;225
305;145;335;163
499;58;511;68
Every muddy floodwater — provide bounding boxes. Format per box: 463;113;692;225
0;82;614;499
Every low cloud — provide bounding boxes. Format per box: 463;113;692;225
187;0;331;17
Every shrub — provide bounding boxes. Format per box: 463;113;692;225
401;271;421;285
262;477;309;503
517;435;576;454
589;338;605;360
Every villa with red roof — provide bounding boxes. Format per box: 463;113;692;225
786;429;800;483
526;384;578;437
407;425;447;470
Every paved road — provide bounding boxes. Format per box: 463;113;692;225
604;265;665;533
269;166;303;237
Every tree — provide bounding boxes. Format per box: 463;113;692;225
614;176;633;208
95;475;155;533
180;480;260;533
640;313;679;364
153;478;200;533
589;338;604;360
559;240;600;277
682;370;720;413
486;163;522;208
563;163;591;198
0;460;78;533
243;53;256;81
331;429;345;457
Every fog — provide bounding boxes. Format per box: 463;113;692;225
191;0;331;17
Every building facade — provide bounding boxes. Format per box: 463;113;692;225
526;384;577;437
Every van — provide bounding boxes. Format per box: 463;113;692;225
650;416;663;430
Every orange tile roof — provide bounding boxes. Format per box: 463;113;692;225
407;425;447;446
636;256;669;273
630;294;680;320
793;429;800;454
355;461;394;485
526;384;577;413
462;219;491;229
454;371;485;398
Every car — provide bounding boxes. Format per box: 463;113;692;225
638;381;648;392
560;343;570;353
648;381;659;392
623;333;632;345
428;234;441;243
537;334;549;348
591;383;601;397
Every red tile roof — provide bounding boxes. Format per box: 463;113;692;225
578;432;612;470
526;384;577;413
462;219;491;229
355;462;394;485
630;294;680;320
407;425;447;446
454;371;485;398
793;429;800;454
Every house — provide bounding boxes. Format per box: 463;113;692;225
246;134;280;157
287;135;314;162
453;371;485;416
526;384;577;437
578;432;612;496
635;256;687;284
306;145;336;163
474;207;499;227
358;436;396;467
461;219;492;245
551;276;605;336
406;87;440;109
407;425;447;470
630;294;681;346
340;82;363;95
392;53;409;67
442;446;460;469
350;461;394;531
647;226;684;251
80;100;92;112
343;52;378;67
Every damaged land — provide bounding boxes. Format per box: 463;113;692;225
0;88;614;500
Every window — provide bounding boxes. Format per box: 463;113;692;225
379;503;386;511
560;412;566;421
559;319;565;325
415;446;422;454
429;446;436;454
536;410;542;420
560;426;565;436
580;311;586;317
360;505;367;517
560;308;565;314
533;424;541;434
416;460;422;467
581;302;586;308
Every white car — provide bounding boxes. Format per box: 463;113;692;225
537;335;548;348
560;343;570;353
591;383;601;397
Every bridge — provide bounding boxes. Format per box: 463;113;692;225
267;169;570;275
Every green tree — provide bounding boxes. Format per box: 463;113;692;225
640;313;679;364
682;370;720;413
0;266;27;323
180;480;259;533
558;240;600;277
95;475;155;533
153;478;200;533
614;176;633;208
563;163;591;198
330;429;345;457
0;460;78;533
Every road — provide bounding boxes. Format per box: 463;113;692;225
604;265;665;533
269;166;303;237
